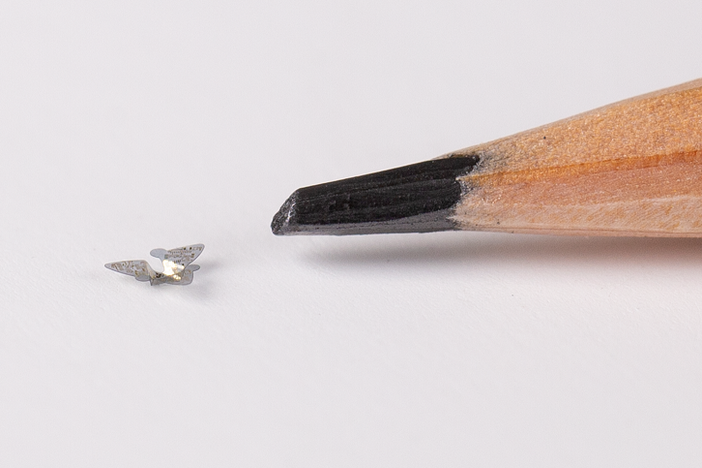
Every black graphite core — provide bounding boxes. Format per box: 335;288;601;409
271;155;479;235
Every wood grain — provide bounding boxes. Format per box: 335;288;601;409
449;79;702;236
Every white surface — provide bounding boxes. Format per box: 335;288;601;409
1;0;702;466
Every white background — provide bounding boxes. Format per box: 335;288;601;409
1;0;701;466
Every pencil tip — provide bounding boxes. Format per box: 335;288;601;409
271;156;480;235
271;191;299;235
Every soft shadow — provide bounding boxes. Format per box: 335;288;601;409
179;258;224;300
304;233;702;269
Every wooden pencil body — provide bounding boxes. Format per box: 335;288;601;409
450;79;702;236
272;79;702;237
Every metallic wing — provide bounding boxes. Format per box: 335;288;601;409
150;244;204;269
104;260;155;282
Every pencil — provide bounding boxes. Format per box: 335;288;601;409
271;78;702;237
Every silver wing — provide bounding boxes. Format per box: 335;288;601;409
104;260;155;282
150;244;204;268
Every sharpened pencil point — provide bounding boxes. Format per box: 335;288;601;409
271;156;480;235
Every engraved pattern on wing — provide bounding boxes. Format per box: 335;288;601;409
150;244;204;268
104;260;155;282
